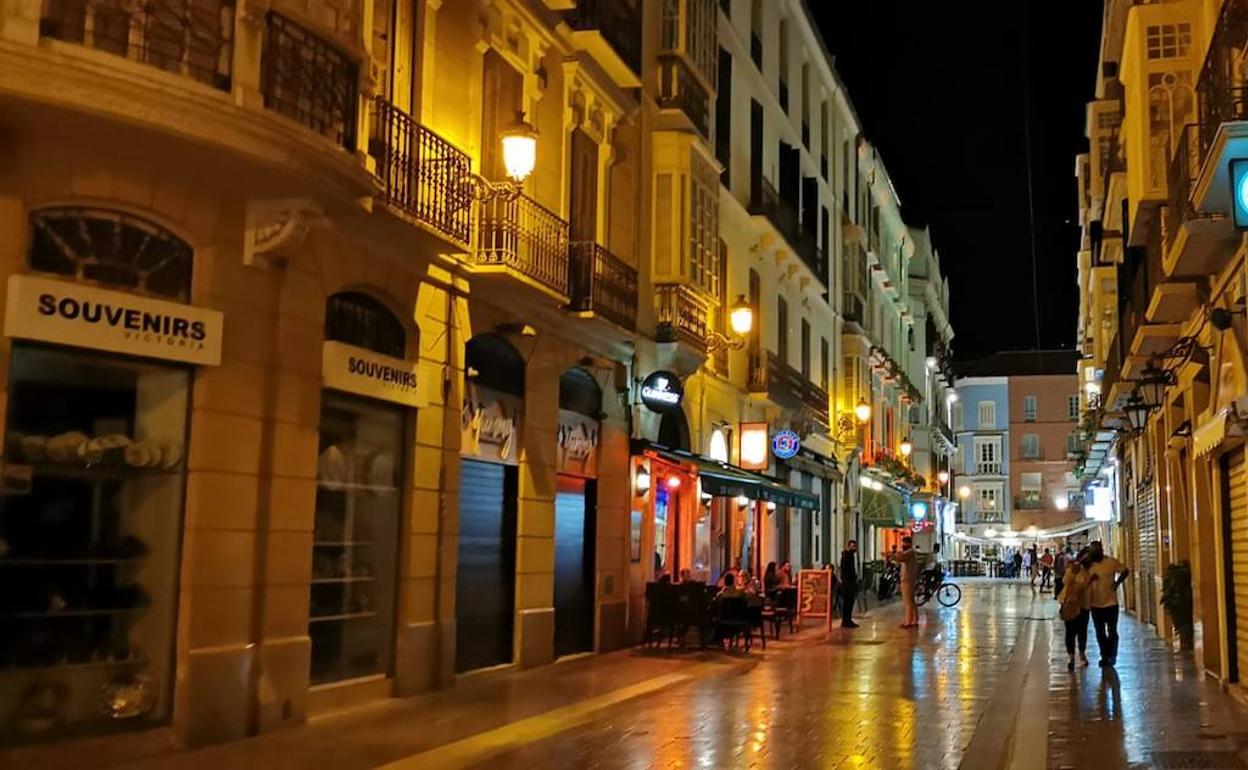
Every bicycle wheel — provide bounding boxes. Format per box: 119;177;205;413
914;583;931;606
936;583;962;607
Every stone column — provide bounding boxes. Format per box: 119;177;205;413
515;342;559;668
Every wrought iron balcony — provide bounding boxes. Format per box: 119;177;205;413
370;98;473;246
1014;493;1044;510
39;0;235;90
842;292;866;327
750;177;825;283
1164;124;1201;257
475;194;571;300
564;0;642;82
658;55;712;139
568;241;638;331
655;283;710;350
261;13;358;150
746;351;830;428
1197;0;1248;156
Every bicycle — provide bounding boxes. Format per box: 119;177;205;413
915;570;962;608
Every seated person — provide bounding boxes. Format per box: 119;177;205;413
717;571;745;599
678;568;694;583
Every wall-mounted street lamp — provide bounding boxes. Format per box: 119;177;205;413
468;111;539;203
634;466;651;496
899;436;913;458
937;470;950;485
707;295;755;352
855;399;872;423
1137;361;1173;411
957;485;971;501
1123;392;1150;433
835;398;872;446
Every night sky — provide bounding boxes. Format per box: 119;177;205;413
816;2;1103;361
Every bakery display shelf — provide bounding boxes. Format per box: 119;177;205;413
15;462;179;483
0;655;148;675
308;611;377;623
310;576;376;584
316;480;398;494
2;606;148;619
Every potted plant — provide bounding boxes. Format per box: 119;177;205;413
1161;561;1195;651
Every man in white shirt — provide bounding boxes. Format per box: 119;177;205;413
1086;540;1130;667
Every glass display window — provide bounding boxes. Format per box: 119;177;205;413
309;392;403;686
0;345;189;745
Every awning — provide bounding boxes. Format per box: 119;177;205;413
861;484;905;527
1194;409;1230;458
637;441;821;511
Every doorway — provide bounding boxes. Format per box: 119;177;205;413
554;475;597;657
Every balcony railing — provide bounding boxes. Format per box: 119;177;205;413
40;0;235;90
1015;493;1044;510
476;194;571;298
975;463;1002;476
658;55;712;139
752;351;830;427
1163;123;1202;256
656;283;710;350
370;98;473;246
843;292;866;326
261;13;357;150
751;176;824;284
1197;0;1248;156
564;0;642;76
568;241;638;331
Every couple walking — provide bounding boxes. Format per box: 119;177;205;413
1056;541;1130;669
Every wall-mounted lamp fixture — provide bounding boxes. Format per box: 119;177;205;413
635;467;651;496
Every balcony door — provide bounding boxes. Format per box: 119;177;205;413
569;128;599;243
481;51;524;182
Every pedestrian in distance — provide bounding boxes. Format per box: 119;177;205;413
1086;540;1130;667
1012;550;1024;580
888;535;920;628
1040;548;1055;591
1054;546;1072;599
1028;545;1040;588
839;540;860;629
1058;547;1092;670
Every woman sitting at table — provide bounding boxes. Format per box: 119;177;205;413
739;569;756;594
763;561;781;592
779;561;794;588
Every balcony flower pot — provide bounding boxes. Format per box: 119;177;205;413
1161;561;1195;652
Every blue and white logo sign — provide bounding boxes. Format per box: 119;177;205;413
771;429;801;460
1232;158;1248;230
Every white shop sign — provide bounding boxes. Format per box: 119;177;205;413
322;340;426;408
4;274;223;366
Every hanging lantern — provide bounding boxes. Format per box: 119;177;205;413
1124;392;1150;433
1137;363;1171;410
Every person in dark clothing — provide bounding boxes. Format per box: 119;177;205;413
839;540;860;629
1012;551;1024;580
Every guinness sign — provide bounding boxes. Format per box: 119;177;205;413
640;371;683;414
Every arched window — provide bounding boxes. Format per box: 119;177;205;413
325;291;406;358
559;368;602;418
28;207;193;300
465;333;524;396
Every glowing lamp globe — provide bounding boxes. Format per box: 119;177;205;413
500;111;538;183
958;485;971;500
854;399;872;424
899;438;913;457
937;470;950;485
728;295;754;336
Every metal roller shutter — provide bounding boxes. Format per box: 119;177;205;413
1225;448;1248;682
455;459;517;673
1136;482;1158;625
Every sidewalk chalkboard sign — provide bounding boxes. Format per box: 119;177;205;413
797;569;834;628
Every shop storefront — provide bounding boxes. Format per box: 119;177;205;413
0;210;222;745
455;333;524;673
859;475;907;559
553;369;601;658
308;292;417;697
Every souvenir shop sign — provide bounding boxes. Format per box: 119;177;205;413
557;409;599;476
640;371;683;414
5;274;223;366
797;569;833;628
322;341;426;407
462;381;522;464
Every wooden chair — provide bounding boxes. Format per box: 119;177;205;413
714;596;753;651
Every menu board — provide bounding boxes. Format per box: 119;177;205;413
797;569;834;627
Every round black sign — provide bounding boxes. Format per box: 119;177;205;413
640;370;684;414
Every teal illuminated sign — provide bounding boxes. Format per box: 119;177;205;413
1231;159;1248;229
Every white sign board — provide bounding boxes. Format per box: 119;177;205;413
322;340;425;407
4;274;223;366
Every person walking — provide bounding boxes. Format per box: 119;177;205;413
1012;550;1024;580
1087;540;1130;667
889;535;920;628
1040;548;1055;591
839;541;860;629
1027;545;1040;588
1053;546;1072;599
1058;547;1092;670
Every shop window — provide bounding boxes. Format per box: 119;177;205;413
0;346;190;742
312;293;409;685
325;292;406;358
28;208;193;301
